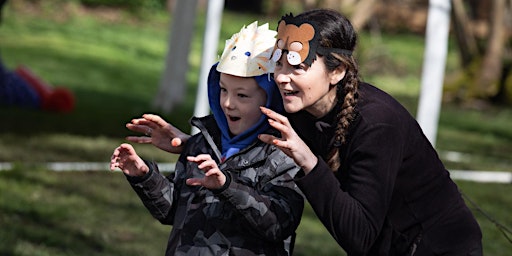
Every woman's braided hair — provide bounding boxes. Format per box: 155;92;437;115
298;9;360;171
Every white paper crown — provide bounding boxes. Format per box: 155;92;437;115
217;21;277;77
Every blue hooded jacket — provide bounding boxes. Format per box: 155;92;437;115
207;63;283;160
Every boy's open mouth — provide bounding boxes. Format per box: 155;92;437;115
228;115;241;121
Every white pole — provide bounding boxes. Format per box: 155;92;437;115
416;0;452;147
191;0;225;134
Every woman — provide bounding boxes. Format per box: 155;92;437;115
126;9;483;255
258;9;482;255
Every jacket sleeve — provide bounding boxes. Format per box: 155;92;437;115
295;122;403;255
216;150;305;242
126;157;186;225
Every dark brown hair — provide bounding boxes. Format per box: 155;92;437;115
297;9;360;171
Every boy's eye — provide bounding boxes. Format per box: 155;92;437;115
238;93;248;98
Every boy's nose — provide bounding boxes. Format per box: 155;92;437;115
222;96;233;109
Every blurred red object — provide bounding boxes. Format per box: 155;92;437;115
15;65;75;113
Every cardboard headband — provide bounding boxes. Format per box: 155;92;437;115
271;13;353;66
217;21;277;77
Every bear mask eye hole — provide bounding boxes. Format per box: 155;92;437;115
277;39;285;49
289;42;303;52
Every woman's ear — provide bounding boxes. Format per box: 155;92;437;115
329;66;346;85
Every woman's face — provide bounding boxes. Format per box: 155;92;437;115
219;73;267;136
273;54;344;118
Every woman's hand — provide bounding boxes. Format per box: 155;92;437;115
110;143;149;177
186;154;226;189
125;114;190;154
258;106;318;173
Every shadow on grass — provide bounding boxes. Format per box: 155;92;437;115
0;167;169;255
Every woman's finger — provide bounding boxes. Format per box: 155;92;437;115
258;133;277;145
260;106;291;126
267;119;294;138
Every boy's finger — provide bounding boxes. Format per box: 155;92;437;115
198;159;216;170
143;114;169;127
171;138;182;147
125;136;151;144
186;178;202;186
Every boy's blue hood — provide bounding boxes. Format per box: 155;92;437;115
207;63;283;160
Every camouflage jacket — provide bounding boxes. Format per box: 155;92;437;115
127;115;304;256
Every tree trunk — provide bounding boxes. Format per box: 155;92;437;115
451;0;478;67
474;0;506;98
153;0;198;113
300;0;318;10
350;0;378;31
323;0;342;10
268;0;284;17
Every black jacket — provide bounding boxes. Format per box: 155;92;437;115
128;115;304;256
290;83;482;255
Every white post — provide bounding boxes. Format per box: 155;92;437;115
416;0;452;147
191;0;224;134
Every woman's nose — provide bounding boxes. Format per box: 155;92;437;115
274;71;290;86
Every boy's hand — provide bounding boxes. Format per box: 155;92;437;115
110;143;149;177
125;113;191;154
186;154;226;189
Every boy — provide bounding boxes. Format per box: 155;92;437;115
110;22;304;256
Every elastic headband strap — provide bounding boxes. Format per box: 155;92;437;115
317;47;353;57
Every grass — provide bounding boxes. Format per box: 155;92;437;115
1;168;510;256
0;1;511;255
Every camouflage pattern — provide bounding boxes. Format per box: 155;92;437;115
128;115;304;256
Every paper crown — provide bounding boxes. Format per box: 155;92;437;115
216;21;277;77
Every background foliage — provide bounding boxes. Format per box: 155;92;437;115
0;1;511;255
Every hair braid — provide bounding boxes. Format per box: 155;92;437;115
327;56;359;172
297;9;360;172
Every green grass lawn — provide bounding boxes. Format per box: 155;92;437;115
1;168;511;256
0;1;511;255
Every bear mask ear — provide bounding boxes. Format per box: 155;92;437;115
272;14;321;66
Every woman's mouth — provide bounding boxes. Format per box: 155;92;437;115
283;90;299;96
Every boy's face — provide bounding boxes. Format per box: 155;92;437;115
219;73;267;136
